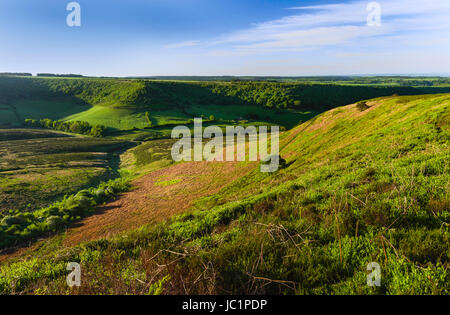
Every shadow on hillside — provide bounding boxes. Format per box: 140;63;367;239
3;76;450;130
0;76;93;122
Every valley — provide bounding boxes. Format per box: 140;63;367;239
0;76;448;295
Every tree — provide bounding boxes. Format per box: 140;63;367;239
90;125;106;137
145;111;152;127
356;101;370;111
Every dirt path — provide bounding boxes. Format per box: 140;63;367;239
63;161;256;246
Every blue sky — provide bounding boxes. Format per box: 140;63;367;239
0;0;449;76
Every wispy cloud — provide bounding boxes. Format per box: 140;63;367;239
154;0;450;75
163;40;201;49
206;0;450;56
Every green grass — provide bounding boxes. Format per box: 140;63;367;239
120;138;175;176
1;75;448;295
155;179;181;187
149;109;192;125
0;94;448;295
64;106;151;130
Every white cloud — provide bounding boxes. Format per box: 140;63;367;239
207;0;450;56
153;0;450;75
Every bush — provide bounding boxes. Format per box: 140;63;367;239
24;118;106;137
76;190;92;198
95;188;106;201
260;154;287;170
76;196;94;211
1;215;20;227
0;177;131;250
356;101;370;111
46;216;62;229
1;214;29;227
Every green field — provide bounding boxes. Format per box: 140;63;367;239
64;106;151;130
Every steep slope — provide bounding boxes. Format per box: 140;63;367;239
0;94;448;295
214;94;449;204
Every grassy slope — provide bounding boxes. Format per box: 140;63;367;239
0;94;448;294
63;106;151;130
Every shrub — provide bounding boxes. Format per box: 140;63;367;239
1;215;19;227
95;188;106;201
76;190;92;198
24;118;106;137
260;154;287;170
104;187;115;197
46;216;62;229
356;101;370;111
1;214;29;227
76;196;94;211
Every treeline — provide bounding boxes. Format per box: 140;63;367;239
350;77;450;87
0;72;32;77
205;81;450;109
140;80;302;109
0;73;84;78
142;80;450;110
24;118;106;137
0;76;147;107
36;73;84;78
125;75;450;85
2;76;450;111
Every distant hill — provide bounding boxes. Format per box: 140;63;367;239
1;76;450;131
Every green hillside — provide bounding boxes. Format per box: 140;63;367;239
2;76;450;131
0;94;448;294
